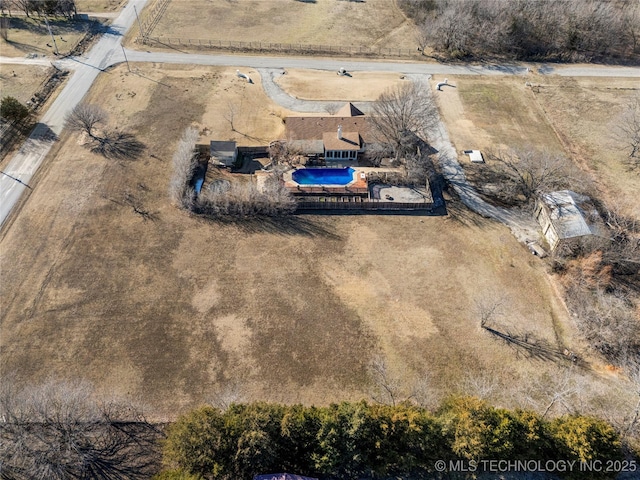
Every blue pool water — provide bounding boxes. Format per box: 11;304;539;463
292;167;355;185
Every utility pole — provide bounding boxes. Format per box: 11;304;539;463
44;17;59;55
121;45;131;72
134;5;145;43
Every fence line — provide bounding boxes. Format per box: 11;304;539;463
141;36;422;58
139;0;171;39
296;200;434;211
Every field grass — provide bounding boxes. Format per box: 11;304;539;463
0;16;89;57
0;65;51;104
434;74;640;218
0;64;635;422
142;0;417;50
76;0;124;11
275;69;406;102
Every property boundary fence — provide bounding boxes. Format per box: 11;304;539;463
296;199;434;212
139;0;171;39
142;36;422;58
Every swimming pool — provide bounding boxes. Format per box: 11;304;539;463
292;167;355;186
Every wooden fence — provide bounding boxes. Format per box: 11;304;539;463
141;36;422;58
139;0;172;39
296;198;434;212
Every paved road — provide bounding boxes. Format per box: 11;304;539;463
0;0;150;229
122;50;640;77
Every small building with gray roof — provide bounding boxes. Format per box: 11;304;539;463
535;190;604;251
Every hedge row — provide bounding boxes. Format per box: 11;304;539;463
157;397;623;480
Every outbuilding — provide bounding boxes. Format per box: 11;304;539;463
535;190;604;251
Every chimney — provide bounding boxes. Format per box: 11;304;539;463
337;125;342;140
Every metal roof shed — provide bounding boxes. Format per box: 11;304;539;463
535;190;603;250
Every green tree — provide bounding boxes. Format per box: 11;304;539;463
0;96;30;122
437;396;551;462
223;403;288;478
549;414;622;479
366;402;446;476
313;401;384;479
279;404;322;474
163;406;228;478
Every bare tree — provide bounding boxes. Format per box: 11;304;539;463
65;103;108;139
368;354;404;407
223;101;239;132
369;81;438;162
169;126;199;208
474;296;505;329
195;173;295;217
0;378;161;479
613;96;640;164
487;148;587;206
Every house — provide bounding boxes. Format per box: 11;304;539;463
283;103;372;163
535;190;604;251
210;140;238;167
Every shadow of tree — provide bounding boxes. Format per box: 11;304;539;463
482;324;584;366
444;197;487;228
203;214;341;238
90;131;145;160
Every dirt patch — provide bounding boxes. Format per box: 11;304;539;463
276;69;406;102
143;0;416;50
0;64;634;422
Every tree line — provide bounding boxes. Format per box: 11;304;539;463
158;398;625;480
402;0;639;62
0;0;77;18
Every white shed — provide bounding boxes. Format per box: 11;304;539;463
467;150;484;163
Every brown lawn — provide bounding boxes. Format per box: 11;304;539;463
0;64;51;105
139;0;417;51
434;74;640;218
275;69;406;102
0;17;88;57
0;64;634;421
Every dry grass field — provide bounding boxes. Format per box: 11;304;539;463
76;0;124;11
144;0;417;50
0;64;51;104
0;17;89;57
275;69;405;101
0;64;635;422
434;74;640;217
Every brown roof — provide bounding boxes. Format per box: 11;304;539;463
284;116;371;143
336;102;365;117
323;131;361;151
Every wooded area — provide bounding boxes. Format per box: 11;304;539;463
402;0;640;62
